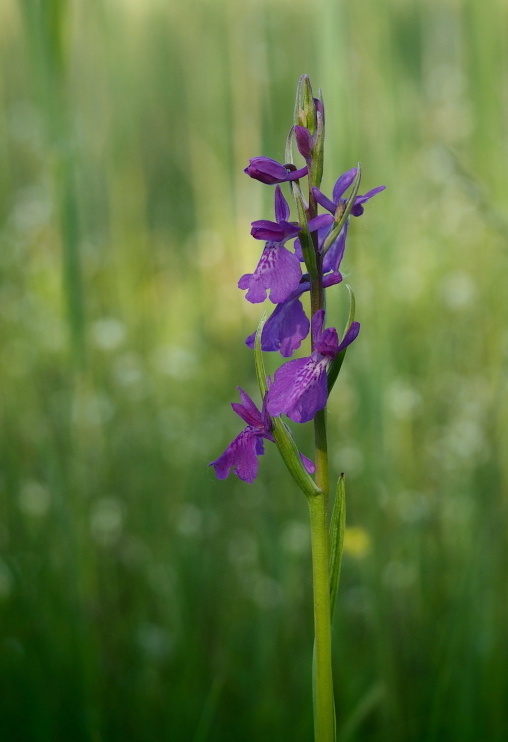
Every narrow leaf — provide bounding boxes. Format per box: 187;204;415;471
329;473;346;620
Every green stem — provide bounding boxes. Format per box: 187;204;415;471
307;183;335;740
308;492;335;742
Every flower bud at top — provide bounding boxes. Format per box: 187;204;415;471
294;125;314;161
294;74;317;134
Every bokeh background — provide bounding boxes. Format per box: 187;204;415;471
1;0;508;740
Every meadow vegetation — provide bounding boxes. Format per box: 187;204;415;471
1;0;507;740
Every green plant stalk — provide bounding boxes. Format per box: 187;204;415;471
308;487;335;742
309;213;335;741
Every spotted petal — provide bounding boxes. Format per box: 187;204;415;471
267;355;329;423
210;428;266;483
238;243;302;304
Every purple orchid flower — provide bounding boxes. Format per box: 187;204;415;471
266;310;360;424
294;221;349;274
245;271;343;357
244;157;308;185
210;388;315;483
238;187;302;304
250;186;301;242
312;167;385;221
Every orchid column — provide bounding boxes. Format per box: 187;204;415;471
210;75;384;742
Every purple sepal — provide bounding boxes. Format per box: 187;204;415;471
250;186;300;244
337;320;361;351
231;387;268;428
332;168;358;202
312;189;336;214
294;125;313;160
250;219;300;242
274;185;290;222
323;221;348;273
244;157;308;184
294;218;348;274
300;452;316;474
238;242;302;304
350;185;386;216
313;168;385;219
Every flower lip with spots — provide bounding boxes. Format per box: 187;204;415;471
266;310;360;424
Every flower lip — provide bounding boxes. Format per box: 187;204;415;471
210;388;315;482
265;311;361;424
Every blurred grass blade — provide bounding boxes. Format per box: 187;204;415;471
329;473;346;620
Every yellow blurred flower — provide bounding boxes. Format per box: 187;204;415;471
343;526;371;559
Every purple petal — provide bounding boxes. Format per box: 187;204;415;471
316;327;339;357
294;126;313;160
351;185;386;216
231;388;265;428
322;221;348;273
300;453;316;474
337;321;361;352
332;168;357;202
311;309;325;342
313;98;324;118
251;219;300;242
251;220;288;242
323;271;343;289
267;355;329;423
354;185;386;205
308;213;334;232
293;238;304;262
210;427;265;483
274;185;290;222
238;243;302;304
246;295;310;357
244;157;290;185
286;165;309;181
312;187;336;215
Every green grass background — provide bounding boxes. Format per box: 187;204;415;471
1;0;507;740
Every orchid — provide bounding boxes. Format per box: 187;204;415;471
211;75;385;742
244;271;342;357
238;186;302;304
266;310;360;423
244;156;308;184
210;388;314;483
312;166;385;222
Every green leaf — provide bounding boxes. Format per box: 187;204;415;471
329;473;346;620
254;316;322;499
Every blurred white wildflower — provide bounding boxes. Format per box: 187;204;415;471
92;318;127;350
90;497;124;546
18;480;51;518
